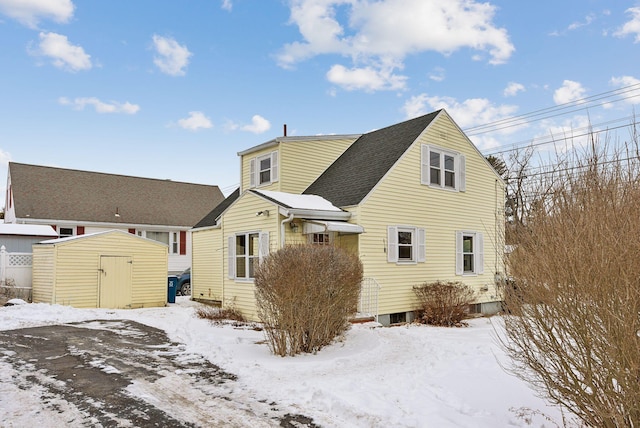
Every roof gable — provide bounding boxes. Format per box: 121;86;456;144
9;163;225;227
193;188;240;229
303;110;441;207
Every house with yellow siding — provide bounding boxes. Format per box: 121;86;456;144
192;109;505;325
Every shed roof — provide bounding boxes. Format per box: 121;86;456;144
36;229;168;247
9;162;225;227
304;110;441;207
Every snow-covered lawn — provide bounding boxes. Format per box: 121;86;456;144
0;297;565;427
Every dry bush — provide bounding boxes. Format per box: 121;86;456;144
195;305;246;323
254;244;363;357
501;137;640;427
413;281;475;326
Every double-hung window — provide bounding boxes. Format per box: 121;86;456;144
310;233;331;245
250;151;279;188
387;226;426;263
228;232;270;280
455;231;484;275
422;145;465;191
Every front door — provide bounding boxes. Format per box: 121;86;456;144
99;256;132;308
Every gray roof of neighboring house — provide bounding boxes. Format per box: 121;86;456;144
9;162;225;227
304;110;441;207
193;187;240;228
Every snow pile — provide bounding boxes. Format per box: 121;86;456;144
0;297;564;427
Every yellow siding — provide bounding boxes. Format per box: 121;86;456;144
357;112;505;315
279;137;357;194
32;245;55;304
221;192;279;320
33;232;168;309
192;228;223;302
240;137;357;194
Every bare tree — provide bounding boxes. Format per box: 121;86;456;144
500;131;640;427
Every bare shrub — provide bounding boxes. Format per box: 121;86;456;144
195;305;246;323
500;135;640;427
413;281;475;326
254;244;363;357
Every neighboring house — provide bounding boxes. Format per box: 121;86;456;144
0;224;58;252
5;162;225;274
191;110;505;324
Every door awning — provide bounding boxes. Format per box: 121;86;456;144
303;220;364;234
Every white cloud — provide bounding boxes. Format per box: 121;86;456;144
609;75;640;106
152;35;192;76
242;115;271;134
568;14;595;31
553;80;587;104
59;97;140;114
428;67;445;82
503;82;525;97
614;7;640;42
402;94;518;129
32;32;91;72
221;0;232;11
278;0;514;92
0;0;74;28
177;111;213;131
326;64;406;91
537;115;593;152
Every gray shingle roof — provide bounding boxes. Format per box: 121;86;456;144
9;162;225;227
304;110;441;207
193;187;240;228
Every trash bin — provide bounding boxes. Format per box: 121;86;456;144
168;276;178;304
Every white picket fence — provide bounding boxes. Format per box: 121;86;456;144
0;245;33;302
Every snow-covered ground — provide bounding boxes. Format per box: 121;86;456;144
0;297;567;427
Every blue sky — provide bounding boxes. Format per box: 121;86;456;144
1;0;639;199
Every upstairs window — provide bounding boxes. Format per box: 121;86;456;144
422;145;465;191
250;151;279;188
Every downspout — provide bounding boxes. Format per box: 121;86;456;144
280;213;294;248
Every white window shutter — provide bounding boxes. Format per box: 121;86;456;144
458;155;466;192
271;151;279;183
227;236;235;279
249;158;256;188
476;232;484;274
420;145;429;185
259;231;270;263
455;231;463;275
417;227;426;263
387;226;398;263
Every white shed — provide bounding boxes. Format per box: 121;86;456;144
32;230;168;309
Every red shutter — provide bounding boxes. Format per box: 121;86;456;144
128;228;136;234
77;226;85;235
180;230;187;255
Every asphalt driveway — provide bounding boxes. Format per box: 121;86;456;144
0;319;317;427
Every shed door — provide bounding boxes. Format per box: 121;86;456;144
99;256;132;308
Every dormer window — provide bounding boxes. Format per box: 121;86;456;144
421;145;465;191
250;151;279;188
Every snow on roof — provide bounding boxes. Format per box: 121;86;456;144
253;190;343;212
0;224;58;237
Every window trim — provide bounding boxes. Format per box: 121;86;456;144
455;231;484;276
387;226;426;264
421;144;465;192
309;232;332;245
228;231;269;281
250;151;279;188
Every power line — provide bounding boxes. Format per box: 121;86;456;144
464;82;640;136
